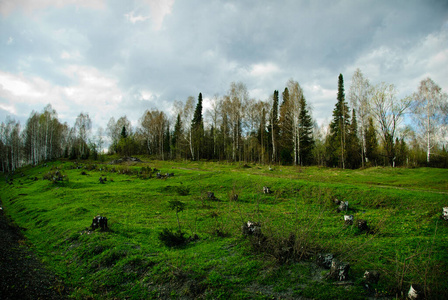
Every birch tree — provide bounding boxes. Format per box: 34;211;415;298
74;113;92;158
225;82;248;161
287;79;304;166
140;109;167;159
349;68;370;166
411;77;448;163
183;96;195;160
0;118;22;172
369;82;411;166
205;94;222;158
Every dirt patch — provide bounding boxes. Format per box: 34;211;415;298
0;204;70;299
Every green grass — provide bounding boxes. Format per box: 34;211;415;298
1;159;448;299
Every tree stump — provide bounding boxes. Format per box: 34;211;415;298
357;219;369;232
329;258;350;281
337;201;348;212
207;192;217;200
363;270;380;284
442;207;448;221
91;215;108;230
344;215;354;225
317;253;334;269
242;221;262;236
408;283;422;300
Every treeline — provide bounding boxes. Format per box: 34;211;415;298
1;70;447;172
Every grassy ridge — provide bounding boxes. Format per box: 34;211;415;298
1;159;447;299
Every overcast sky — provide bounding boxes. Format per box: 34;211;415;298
1;0;447;133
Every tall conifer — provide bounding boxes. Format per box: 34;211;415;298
298;94;314;165
329;74;350;168
191;93;204;160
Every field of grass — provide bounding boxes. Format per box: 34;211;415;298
1;158;447;299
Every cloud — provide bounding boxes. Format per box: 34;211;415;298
345;25;448;98
145;0;174;30
0;0;105;16
1;0;447;134
125;0;175;30
124;11;150;24
249;62;280;78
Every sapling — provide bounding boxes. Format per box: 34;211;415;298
168;200;185;232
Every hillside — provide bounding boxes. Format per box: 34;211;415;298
1;159;447;299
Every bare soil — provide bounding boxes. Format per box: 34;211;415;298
0;204;70;299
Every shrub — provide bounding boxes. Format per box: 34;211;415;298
176;185;190;196
42;169;68;184
158;228;188;247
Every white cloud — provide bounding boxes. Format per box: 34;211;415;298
60;50;82;60
0;72;47;98
144;0;175;30
249;62;280;78
0;0;105;16
0;66;126;126
124;11;150;24
346;27;448;96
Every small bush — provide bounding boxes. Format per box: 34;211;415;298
42;169;68;184
246;230;319;264
176;185;190;196
158;228;188;247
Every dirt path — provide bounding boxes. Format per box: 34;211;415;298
0;204;70;299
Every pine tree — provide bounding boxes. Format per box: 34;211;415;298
172;114;182;159
298;94;314;165
191;93;204;160
346;109;362;168
329;74;351;168
395;137;408;167
269;90;279;163
365;117;378;166
121;126;127;139
279;87;293;164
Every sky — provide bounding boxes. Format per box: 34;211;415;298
1;0;447;135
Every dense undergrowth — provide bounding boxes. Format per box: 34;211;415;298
1;157;447;299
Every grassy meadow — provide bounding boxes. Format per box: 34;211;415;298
1;158;447;299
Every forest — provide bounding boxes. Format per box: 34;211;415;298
1;69;447;172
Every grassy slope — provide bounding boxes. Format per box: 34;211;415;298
1;159;447;299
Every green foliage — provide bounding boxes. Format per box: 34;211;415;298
346;109;362;169
117;136;138;157
168;200;185;213
365;116;379;166
1;160;448;299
